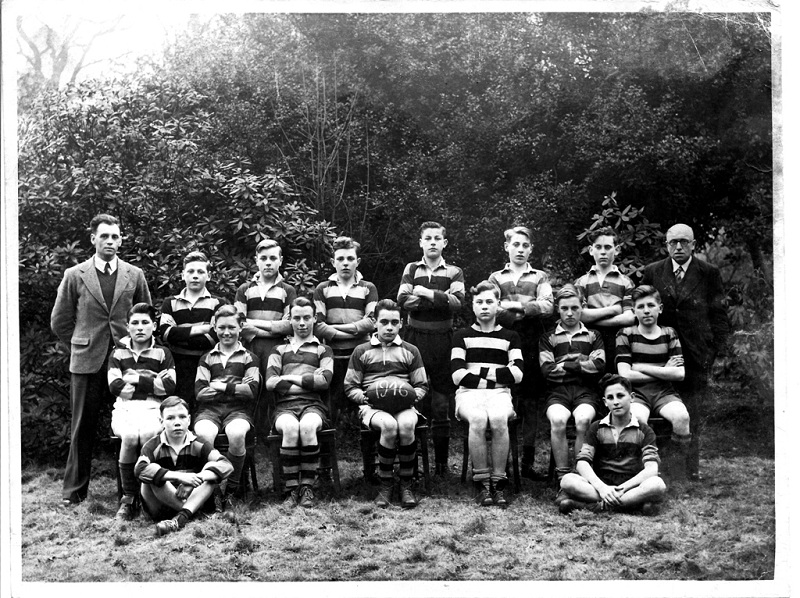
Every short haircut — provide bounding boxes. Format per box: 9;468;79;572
332;236;361;256
587;226;619;244
555;284;584;307
290;296;316;315
504;226;532;243
374;298;401;320
90;213;119;234
419;221;446;238
159;395;190;415
471;280;501;300
183;250;209;267
599;373;633;395
214;304;245;324
255;238;282;257
127;302;157;323
631;285;661;306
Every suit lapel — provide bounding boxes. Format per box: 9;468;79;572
661;259;680;300
79;259;109;312
110;261;130;313
677;259;702;299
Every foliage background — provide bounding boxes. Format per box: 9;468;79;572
16;11;773;462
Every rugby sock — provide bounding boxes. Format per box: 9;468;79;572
377;442;397;483
281;446;301;492
398;441;416;482
226;451;246;496
672;432;692;446
490;472;508;491
555;467;571;482
175;508;192;527
299;444;320;487
118;461;138;502
432;421;450;467
472;467;491;485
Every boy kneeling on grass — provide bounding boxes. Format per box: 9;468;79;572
135;396;233;536
558;374;666;515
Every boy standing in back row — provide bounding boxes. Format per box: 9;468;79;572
398;221;465;475
489;226;553;481
574;227;635;374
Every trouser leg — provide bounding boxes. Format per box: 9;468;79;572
63;368;107;502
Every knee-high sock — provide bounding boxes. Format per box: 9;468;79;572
299;444;320;487
398;441;416;482
280;447;300;492
377;442;397;484
119;461;138;501
226;451;246;494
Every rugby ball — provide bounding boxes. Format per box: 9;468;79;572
366;376;416;414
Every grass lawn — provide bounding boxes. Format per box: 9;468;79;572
17;383;775;583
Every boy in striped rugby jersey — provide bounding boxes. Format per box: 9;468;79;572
539;285;605;487
451;281;524;507
265;297;334;508
158;251;227;411
398;221;465;476
194;305;260;507
558;374;666;514
344;299;428;509
574;227;636;374
313;237;378;425
489;225;554;482
108;302;177;520
136;397;233;536
616;286;693;477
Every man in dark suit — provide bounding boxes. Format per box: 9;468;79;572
641;223;729;480
51;214;151;505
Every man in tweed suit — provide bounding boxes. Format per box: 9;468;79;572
641;223;729;481
51;214;151;505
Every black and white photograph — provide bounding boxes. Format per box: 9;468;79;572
0;0;791;595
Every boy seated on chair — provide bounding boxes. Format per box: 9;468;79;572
451;281;524;508
344;299;428;509
135;396;233;536
108;302;176;521
193;305;260;511
538;285;605;493
265;297;334;509
559;374;666;514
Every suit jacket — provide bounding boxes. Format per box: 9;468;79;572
641;256;729;369
51;257;152;374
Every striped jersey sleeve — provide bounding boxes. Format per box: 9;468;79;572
135;434;233;486
234;279;296;337
574;268;635;313
107;341;176;401
451;326;523;389
615;326;682;368
344;339;429;404
397;261;465;330
538;325;605;385
158;294;227;356
489;265;554;320
194;345;260;404
313;278;378;355
265;341;334;402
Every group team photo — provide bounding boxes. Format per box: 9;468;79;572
4;4;780;592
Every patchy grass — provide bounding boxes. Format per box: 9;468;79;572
18;383;775;582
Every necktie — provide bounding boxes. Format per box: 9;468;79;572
675;266;684;283
104;263;112;275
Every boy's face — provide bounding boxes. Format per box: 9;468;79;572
472;290;499;323
290;305;315;340
127;313;155;346
331;248;360;281
255;247;282;282
588;235;617;268
183;260;209;292
375;309;402;344
603;383;633;418
557;296;583;330
633;294;662;327
91;222;122;261
214;315;242;347
504;233;532;266
160;404;191;439
419;227;447;261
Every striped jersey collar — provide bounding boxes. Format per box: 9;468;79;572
589;264;621;275
327;271;364;283
118;336;157;351
469;323;503;333
286;336;323;352
250;272;286;286
156;430;197;452
498;262;536;274
598;413;640;429
176;287;212;301
370;333;403;347
413;257;449;270
209;341;247;355
554;321;590;335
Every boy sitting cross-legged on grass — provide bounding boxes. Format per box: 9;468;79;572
616;285;693;478
344;299;429;509
559;374;666;514
193;305;260;512
108;302;176;521
135;396;233;536
265;297;334;509
451;281;524;508
539;285;605;491
574;227;635;374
